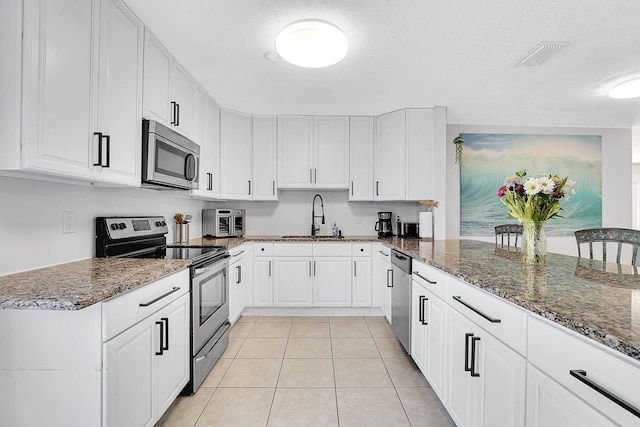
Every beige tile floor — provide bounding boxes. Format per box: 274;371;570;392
157;315;455;427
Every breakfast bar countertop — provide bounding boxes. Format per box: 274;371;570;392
0;258;191;311
383;238;640;362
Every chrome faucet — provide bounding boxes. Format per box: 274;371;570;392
311;194;325;236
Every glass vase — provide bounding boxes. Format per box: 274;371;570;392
521;220;547;265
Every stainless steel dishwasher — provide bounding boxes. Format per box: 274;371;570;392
390;249;412;354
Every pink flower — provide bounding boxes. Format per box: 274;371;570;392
497;186;506;197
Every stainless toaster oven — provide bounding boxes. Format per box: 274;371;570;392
202;209;245;237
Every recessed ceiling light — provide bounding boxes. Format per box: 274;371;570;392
609;77;640;99
276;20;348;68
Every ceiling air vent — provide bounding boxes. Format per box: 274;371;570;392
516;42;569;66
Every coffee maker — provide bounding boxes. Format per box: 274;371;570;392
375;212;393;237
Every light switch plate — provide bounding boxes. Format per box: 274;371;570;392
63;211;76;234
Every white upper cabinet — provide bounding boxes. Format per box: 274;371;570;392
252;116;278;200
143;29;194;139
93;0;144;185
278;116;349;189
2;0;143;185
349;116;375;200
374;110;406;200
191;84;216;198
220;109;253;200
374;108;443;201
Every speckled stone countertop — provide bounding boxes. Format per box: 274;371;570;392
0;258;190;311
385;238;640;362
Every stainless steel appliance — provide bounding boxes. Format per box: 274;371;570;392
400;222;420;238
95;216;230;394
202;209;246;237
390;249;412;354
375;211;393;237
142;119;200;190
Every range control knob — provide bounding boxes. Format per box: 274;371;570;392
110;223;118;231
119;223;127;230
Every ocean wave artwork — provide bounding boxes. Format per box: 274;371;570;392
460;133;602;236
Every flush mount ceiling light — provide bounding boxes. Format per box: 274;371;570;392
609;77;640;99
276;20;348;68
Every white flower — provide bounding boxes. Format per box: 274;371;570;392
524;177;542;195
564;179;576;194
539;176;555;194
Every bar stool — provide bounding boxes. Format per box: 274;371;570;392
494;224;523;247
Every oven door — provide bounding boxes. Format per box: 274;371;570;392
192;256;229;354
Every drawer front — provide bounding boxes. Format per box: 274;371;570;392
528;316;640;426
253;242;273;256
352;243;371;257
411;260;446;299
313;243;351;257
102;269;189;341
274;243;313;257
446;277;528;355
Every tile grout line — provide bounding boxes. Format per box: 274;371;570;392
264;316;291;427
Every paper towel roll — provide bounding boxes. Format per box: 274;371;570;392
419;212;433;238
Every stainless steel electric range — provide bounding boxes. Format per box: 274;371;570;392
95;216;230;394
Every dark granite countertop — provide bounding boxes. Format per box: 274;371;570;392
386;238;640;362
0;258;190;311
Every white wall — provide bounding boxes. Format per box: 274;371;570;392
0;176;211;275
445;124;633;256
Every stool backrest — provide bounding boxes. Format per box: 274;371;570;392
574;228;640;266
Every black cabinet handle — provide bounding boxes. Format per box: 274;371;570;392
176;103;180;126
207;172;213;191
155;320;164;355
421;296;429;325
93;132;103;166
470;336;480;377
464;333;473;372
570;370;640;418
351;181;353;196
161;317;169;351
376;181;379;196
387;269;393;287
272;180;275;195
139;287;180;307
313;261;316;276
354;260;357;277
103;134;110;168
236;265;241;284
453;296;501;323
413;271;436;284
269;260;272;277
171;101;177;125
309;169;313;184
314;168;317;183
248;180;251;195
418;295;428;325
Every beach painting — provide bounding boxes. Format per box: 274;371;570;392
460;133;602;236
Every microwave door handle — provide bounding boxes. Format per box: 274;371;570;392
184;153;196;181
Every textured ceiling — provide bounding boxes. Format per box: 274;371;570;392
125;0;640;129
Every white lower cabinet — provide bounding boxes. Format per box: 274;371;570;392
526;365;617;427
274;257;313;306
352;257;372;307
372;246;392;322
312;257;352;306
229;244;251;323
411;280;447;402
253;243;274;306
446;302;526;427
103;293;189;427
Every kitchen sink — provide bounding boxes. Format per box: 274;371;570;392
280;235;345;240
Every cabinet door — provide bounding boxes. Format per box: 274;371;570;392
447;308;481;427
252;116;278;200
277;116;313;188
526;365;616;427
142;29;171;124
220;109;253;200
94;0;142;185
274;257;313;306
349;116;374;200
253;257;273;306
374;110;406;200
207;97;221;197
425;293;447;401
313;116;349;188
313;257;352;306
194;85;209;191
411;283;428;373
229;259;245;323
406;109;435;201
22;0;95;178
170;62;194;138
373;248;393;323
478;330;526;427
103;315;154;427
352;257;372;307
156;295;190;419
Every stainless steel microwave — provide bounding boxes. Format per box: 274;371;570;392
142;119;199;190
202;209;246;237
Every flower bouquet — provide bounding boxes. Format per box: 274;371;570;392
497;170;575;264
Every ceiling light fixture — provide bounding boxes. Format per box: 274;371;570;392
609;77;640;99
276;20;348;68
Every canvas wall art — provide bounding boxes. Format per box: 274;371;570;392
459;133;602;236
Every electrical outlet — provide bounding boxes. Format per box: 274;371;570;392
63;211;76;234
